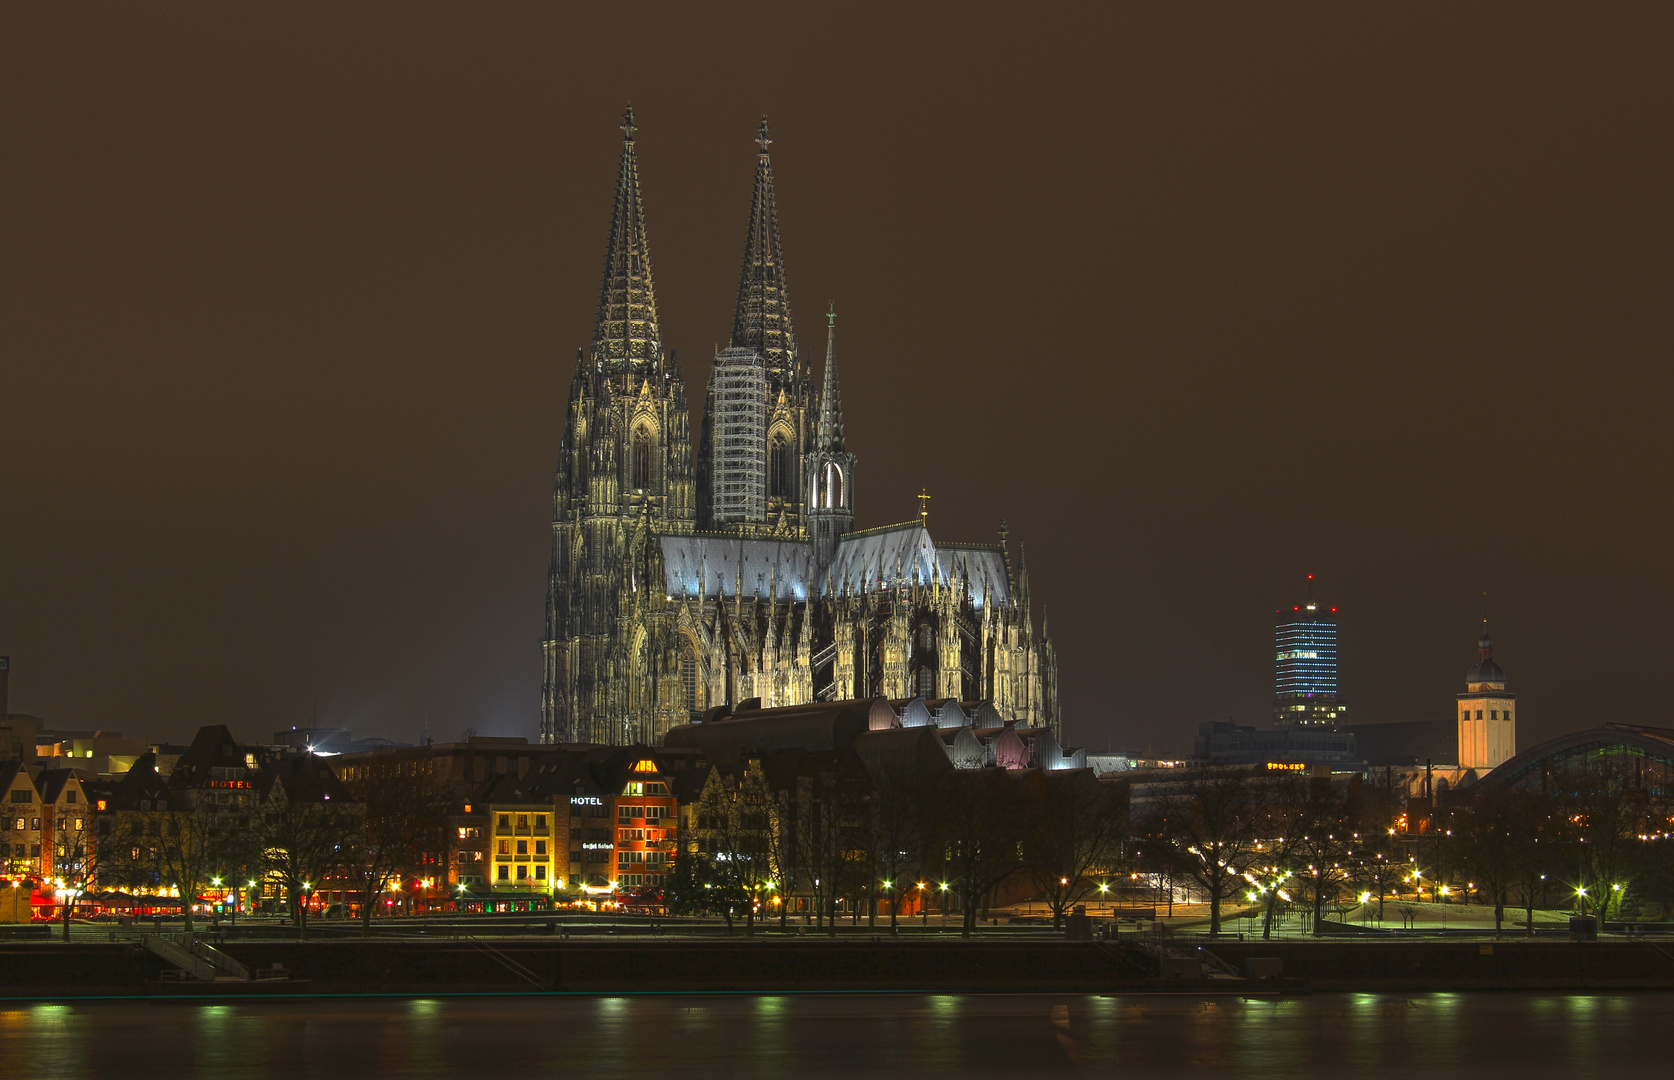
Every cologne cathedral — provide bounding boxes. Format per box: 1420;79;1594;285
540;110;1060;748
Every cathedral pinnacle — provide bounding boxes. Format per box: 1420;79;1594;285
731;117;796;377
593;107;662;372
816;305;845;451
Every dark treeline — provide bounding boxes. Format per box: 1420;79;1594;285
1127;761;1674;937
668;758;1130;937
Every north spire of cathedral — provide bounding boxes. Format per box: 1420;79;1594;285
593;106;662;371
731;117;796;377
817;306;845;451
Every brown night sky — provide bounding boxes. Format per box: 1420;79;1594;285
3;5;1671;753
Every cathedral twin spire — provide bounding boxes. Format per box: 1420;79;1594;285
732;118;797;380
593;107;663;371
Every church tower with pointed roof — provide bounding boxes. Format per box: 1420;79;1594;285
1457;621;1516;770
699;119;819;535
543;108;696;747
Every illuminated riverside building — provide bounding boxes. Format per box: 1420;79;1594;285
612;754;678;891
1273;576;1344;728
482;784;560;895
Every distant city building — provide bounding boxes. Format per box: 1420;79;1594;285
1457;624;1516;770
1336;718;1454;768
1272;576;1344;728
1193;719;1360;767
272;726;412;756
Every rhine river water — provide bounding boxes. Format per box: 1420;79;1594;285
1;992;1668;1077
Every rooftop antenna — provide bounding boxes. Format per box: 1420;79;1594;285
1305;573;1316;611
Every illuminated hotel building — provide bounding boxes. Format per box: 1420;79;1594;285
612;755;676;891
1273;575;1344;728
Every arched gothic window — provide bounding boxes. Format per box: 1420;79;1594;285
915;622;936;698
821;461;844;510
681;640;698;715
632;428;653;491
769;436;792;500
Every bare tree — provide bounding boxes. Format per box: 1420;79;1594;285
1289;787;1353;935
1023;771;1129;928
937;769;1024;938
343;766;456;933
106;790;262;934
260;777;359;938
1153;767;1269;936
685;765;773;932
865;757;929;932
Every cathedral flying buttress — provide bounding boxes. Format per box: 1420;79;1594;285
541;111;1060;748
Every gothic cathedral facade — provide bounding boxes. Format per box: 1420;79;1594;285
541;112;1059;747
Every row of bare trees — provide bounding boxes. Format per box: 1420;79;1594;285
1139;760;1674;937
670;759;1130;937
96;768;455;936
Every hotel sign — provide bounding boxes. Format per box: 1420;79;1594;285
571;796;602;806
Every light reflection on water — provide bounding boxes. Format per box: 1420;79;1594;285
0;992;1670;1077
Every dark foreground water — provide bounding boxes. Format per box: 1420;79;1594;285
2;992;1668;1078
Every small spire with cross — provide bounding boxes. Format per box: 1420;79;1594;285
756;116;772;154
621;105;637;142
917;488;932;527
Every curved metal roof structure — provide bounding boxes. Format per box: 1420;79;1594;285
1471;723;1674;792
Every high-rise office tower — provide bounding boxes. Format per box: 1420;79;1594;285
1273;575;1344;728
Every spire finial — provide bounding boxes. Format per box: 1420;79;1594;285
815;303;844;451
594;108;661;370
731;117;795;373
918;488;932;528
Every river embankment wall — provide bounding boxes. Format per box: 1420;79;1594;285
3;938;1674;998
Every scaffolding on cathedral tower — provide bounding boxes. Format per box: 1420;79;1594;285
706;346;769;526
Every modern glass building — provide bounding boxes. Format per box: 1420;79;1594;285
1273;577;1344;728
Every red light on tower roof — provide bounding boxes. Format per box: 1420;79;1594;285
1307;574;1314;580
1331;607;1337;612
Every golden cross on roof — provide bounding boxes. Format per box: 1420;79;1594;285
917;488;932;526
